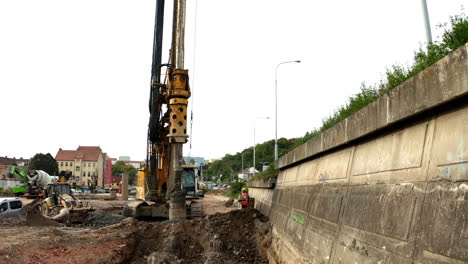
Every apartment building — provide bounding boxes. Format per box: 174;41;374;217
55;146;107;187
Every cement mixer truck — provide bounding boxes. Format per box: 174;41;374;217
9;167;56;198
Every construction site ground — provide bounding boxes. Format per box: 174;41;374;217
0;190;272;264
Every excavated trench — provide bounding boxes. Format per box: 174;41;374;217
0;207;273;264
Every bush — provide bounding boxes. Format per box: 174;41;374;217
300;12;468;146
250;164;279;182
226;181;246;198
0;188;12;195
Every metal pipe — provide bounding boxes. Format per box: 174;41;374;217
171;0;186;68
151;0;165;84
421;0;432;43
168;0;188;221
148;0;165;201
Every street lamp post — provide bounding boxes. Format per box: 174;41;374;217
421;0;432;43
241;152;244;180
275;60;301;161
254;117;270;178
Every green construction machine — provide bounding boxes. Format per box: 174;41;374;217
8;166;49;198
8;166;29;195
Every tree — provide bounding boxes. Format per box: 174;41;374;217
29;153;59;175
112;161;137;185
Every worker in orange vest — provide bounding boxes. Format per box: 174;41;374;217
239;187;249;208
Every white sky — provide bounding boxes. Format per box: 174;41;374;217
0;0;465;161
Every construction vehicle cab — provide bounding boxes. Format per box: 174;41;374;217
41;178;91;221
181;165;198;198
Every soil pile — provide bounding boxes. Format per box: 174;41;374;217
0;208;271;264
224;198;234;207
129;208;271;264
84;210;127;227
206;189;229;195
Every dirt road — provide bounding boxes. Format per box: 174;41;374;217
202;191;237;215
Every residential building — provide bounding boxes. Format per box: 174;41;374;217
55;146;106;187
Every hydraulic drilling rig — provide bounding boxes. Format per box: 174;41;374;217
126;0;201;220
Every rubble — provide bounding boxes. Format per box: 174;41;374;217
224;198;234;207
84;210;127;227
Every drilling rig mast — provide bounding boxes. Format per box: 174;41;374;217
128;0;195;221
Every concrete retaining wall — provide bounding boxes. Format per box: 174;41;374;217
250;44;468;263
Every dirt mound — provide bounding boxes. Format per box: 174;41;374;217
224;198;234;207
206;189;229;195
0;208;271;264
129;208;271;264
23;206;62;226
84;210;127;227
0;202;61;227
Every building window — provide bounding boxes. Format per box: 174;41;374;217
61;162;63;166
70;162;73;167
83;172;85;176
84;163;86;167
92;172;95;177
76;166;80;171
93;163;96;167
88;172;90;176
65;162;68;166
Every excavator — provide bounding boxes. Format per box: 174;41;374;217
125;0;202;220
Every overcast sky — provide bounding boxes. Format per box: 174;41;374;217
0;0;465;161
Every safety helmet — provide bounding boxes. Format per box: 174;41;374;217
241;187;247;191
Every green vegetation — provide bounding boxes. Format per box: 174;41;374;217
204;138;297;183
112;161;137;185
0;188;12;195
226;181;247;198
206;12;467;183
250;164;279;182
321;12;467;130
29;153;59;176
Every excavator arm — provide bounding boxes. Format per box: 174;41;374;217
8;166;29;180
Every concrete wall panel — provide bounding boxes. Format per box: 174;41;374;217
342;184;424;243
350;122;429;184
322;120;347;151
306;134;323;157
415;182;468;263
302;225;335;263
388;44;468;123
429;107;468;182
307;186;345;225
281;148;352;187
347;95;388;142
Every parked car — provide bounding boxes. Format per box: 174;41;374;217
96;188;106;193
0;197;23;218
